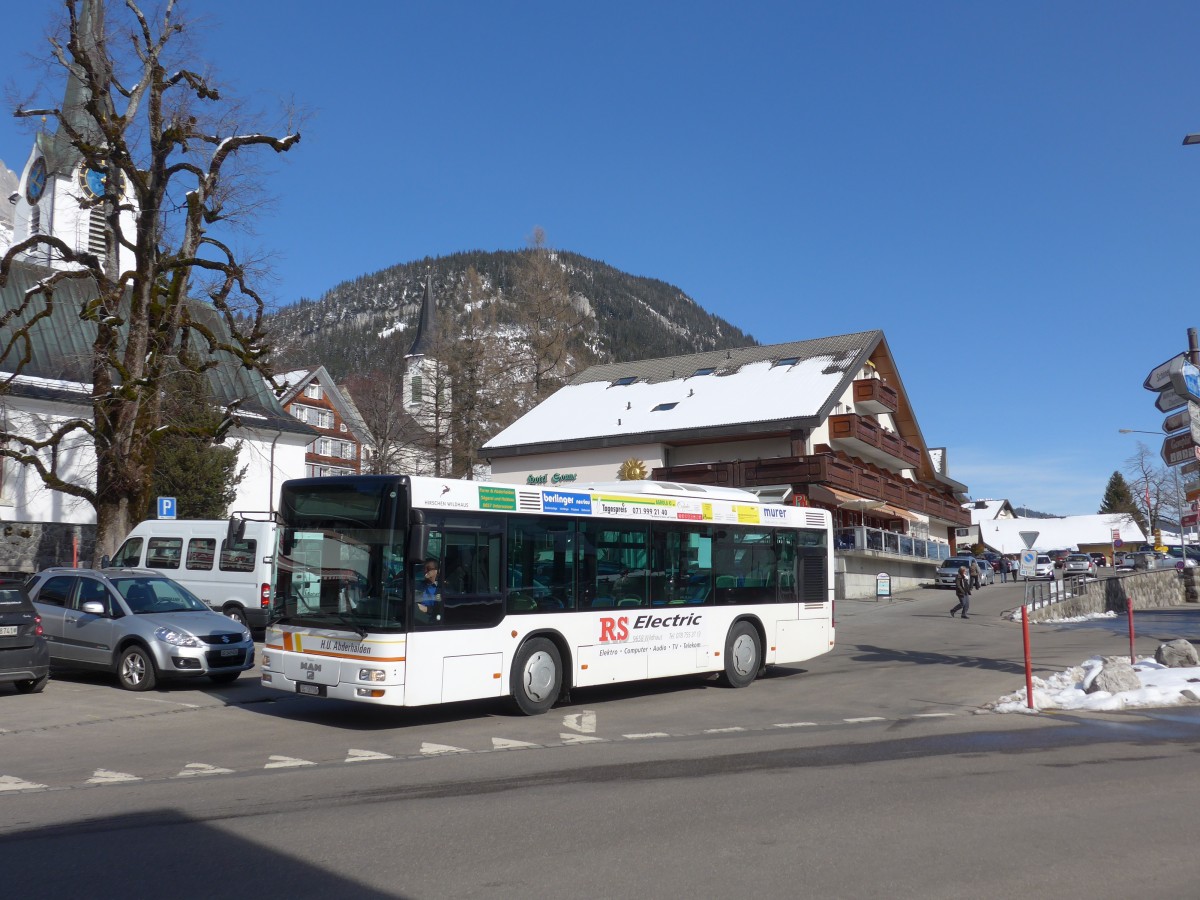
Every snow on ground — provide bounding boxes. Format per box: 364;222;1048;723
989;655;1200;714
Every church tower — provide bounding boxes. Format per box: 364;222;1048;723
402;274;452;474
10;0;136;275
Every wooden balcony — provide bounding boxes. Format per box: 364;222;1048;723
852;378;899;414
655;452;970;526
828;413;921;473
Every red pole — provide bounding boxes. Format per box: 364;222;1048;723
1022;605;1034;710
72;533;78;568
1127;595;1136;665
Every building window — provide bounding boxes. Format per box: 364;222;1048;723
88;208;106;259
29;206;40;235
411;375;423;403
303;383;321;400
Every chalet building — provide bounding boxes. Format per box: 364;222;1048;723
482;330;971;599
957;498;1019;552
278;366;373;477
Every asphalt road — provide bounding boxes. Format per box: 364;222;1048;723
2;573;1198;898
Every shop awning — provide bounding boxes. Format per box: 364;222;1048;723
806;484;886;511
878;503;915;522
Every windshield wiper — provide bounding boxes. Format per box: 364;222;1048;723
315;612;368;639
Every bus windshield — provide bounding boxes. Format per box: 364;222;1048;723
274;478;407;631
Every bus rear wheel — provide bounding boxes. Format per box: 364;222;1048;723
719;622;761;688
510;637;561;715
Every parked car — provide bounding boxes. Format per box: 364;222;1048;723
26;568;255;691
1062;553;1096;578
1117;551;1157;572
1031;555;1055;579
935;557;974;588
1088;552;1107;568
1047;549;1072;569
1165;546;1200;566
0;578;50;694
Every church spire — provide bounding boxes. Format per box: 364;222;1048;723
48;0;113;173
406;273;438;358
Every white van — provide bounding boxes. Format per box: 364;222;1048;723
106;518;277;628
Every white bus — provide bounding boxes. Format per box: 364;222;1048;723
261;474;834;714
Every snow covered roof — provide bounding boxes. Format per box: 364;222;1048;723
485;330;882;454
965;499;1011;524
978;514;1145;554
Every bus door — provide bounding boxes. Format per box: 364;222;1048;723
407;516;505;705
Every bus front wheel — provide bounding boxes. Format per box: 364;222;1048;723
510;637;562;715
719;622;761;689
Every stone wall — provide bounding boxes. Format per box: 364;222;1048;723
0;522;96;576
836;551;940;600
1026;569;1191;622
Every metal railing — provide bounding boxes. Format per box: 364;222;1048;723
835;526;952;562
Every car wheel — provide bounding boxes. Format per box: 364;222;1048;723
719;621;762;688
509;637;562;715
117;645;158;691
14;673;49;694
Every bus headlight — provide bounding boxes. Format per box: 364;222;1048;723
359;668;386;682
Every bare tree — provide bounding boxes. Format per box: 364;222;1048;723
510;227;593;402
1124;442;1168;539
0;1;299;557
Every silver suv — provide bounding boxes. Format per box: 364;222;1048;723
25;568;254;691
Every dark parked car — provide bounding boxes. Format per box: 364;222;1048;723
1088;552;1107;568
0;577;50;694
1047;549;1072;569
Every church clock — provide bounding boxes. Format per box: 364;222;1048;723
25;157;47;204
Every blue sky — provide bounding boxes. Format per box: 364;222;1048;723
3;0;1199;516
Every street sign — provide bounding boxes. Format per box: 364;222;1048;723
1184;461;1200;476
1163;401;1200;440
1183;512;1199;528
1110;528;1121;541
1156;387;1188;413
1144;352;1189;391
1019;548;1036;577
1018;530;1039;550
1161;432;1200;467
1187;478;1200;502
1170;359;1200;404
156;496;177;520
1114;538;1124;548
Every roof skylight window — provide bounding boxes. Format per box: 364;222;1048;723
773;356;800;368
651;402;678;411
611;376;638;387
691;367;715;377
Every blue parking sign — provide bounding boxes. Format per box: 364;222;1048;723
157;497;177;520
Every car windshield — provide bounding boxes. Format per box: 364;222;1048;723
112;577;208;614
1037;556;1051;564
940;559;970;569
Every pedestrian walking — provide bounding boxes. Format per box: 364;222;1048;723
950;565;971;619
969;558;982;590
998;556;1008;583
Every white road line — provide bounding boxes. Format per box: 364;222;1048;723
562;710;597;733
87;769;140;784
175;762;234;778
623;732;671;739
265;755;315;768
0;775;47;792
346;749;392;762
559;734;605;744
773;722;817;728
703;727;746;734
911;713;956;718
843;717;887;724
491;738;542;750
420;742;469;755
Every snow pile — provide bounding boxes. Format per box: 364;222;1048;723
988;655;1200;713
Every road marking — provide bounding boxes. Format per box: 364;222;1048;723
843;717;887;724
562;710;597;733
346;749;392;763
911;713;956;718
774;722;817;728
0;775;47;792
623;732;670;739
491;738;542;750
87;769;140;784
175;763;234;778
703;727;746;734
421;742;469;755
265;755;315;769
559;734;605;744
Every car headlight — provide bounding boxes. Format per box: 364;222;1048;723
242;630;251;643
154;626;202;648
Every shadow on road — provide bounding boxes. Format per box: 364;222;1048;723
850;643;1027;675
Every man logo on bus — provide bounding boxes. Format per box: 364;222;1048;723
599;616;629;642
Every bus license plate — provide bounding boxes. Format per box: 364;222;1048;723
297;682;326;697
